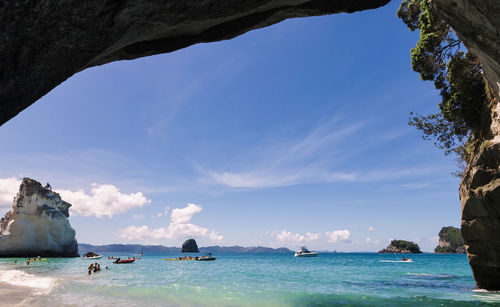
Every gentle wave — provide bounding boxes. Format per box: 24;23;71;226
406;273;456;279
0;266;57;294
379;260;413;263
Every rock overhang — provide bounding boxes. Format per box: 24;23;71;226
0;0;390;126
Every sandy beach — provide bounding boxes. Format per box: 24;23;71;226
0;281;34;306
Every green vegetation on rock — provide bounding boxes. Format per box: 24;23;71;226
397;0;491;172
434;226;465;253
379;239;422;253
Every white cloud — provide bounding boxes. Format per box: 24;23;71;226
368;226;375;232
365;237;380;244
325;230;351;243
132;214;145;220
0;177;21;207
57;184;151;218
120;203;223;242
269;230;321;243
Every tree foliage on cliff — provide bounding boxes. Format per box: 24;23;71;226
390;240;422;253
434;226;465;253
397;0;490;165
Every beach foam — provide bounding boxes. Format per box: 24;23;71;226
0;266;56;294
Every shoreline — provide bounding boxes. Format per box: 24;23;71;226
0;281;35;305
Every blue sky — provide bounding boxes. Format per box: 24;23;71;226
0;1;461;252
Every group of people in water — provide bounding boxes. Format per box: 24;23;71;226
25;256;43;265
88;262;108;275
178;256;196;260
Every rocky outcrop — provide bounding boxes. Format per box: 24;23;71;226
434;226;465;254
432;0;500;290
0;0;390;126
378;240;422;254
0;178;78;257
181;239;199;253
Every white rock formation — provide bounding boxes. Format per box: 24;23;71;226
0;178;78;257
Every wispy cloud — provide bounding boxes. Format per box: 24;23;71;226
197;115;440;190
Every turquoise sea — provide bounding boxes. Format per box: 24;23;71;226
1;253;500;306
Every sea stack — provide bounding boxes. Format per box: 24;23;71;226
378;240;422;254
182;239;199;253
0;178;79;257
435;226;465;254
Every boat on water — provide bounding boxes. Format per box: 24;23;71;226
83;252;103;259
113;258;135;264
294;246;318;257
196;253;216;261
401;257;413;262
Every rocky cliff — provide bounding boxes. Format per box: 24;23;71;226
182;239;199;253
0;178;78;257
378;240;422;254
432;0;500;290
0;0;389;126
434;226;465;254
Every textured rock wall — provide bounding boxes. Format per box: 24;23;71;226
182;239;199;253
0;0;389;126
433;0;500;290
0;178;78;257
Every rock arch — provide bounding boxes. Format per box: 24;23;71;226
1;0;500;290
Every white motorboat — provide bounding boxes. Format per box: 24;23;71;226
82;252;103;259
294;246;318;257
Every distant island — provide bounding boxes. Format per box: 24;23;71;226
434;226;465;254
79;243;293;254
378;240;422;253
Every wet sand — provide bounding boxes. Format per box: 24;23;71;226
0;282;34;305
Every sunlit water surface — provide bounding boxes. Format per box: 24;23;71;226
1;253;500;306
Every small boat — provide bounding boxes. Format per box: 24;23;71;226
401;257;413;262
83;252;103;260
196;253;216;261
294;246;318;257
196;256;216;261
113;258;135;264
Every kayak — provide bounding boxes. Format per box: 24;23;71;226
114;258;135;263
27;258;47;262
163;258;195;261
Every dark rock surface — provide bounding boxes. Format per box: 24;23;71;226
0;178;79;257
459;141;500;290
0;0;389;126
432;0;500;290
182;239;199;253
378;240;422;254
433;0;500;103
431;0;500;289
434;226;465;254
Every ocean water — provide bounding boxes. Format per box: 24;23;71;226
1;253;500;306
